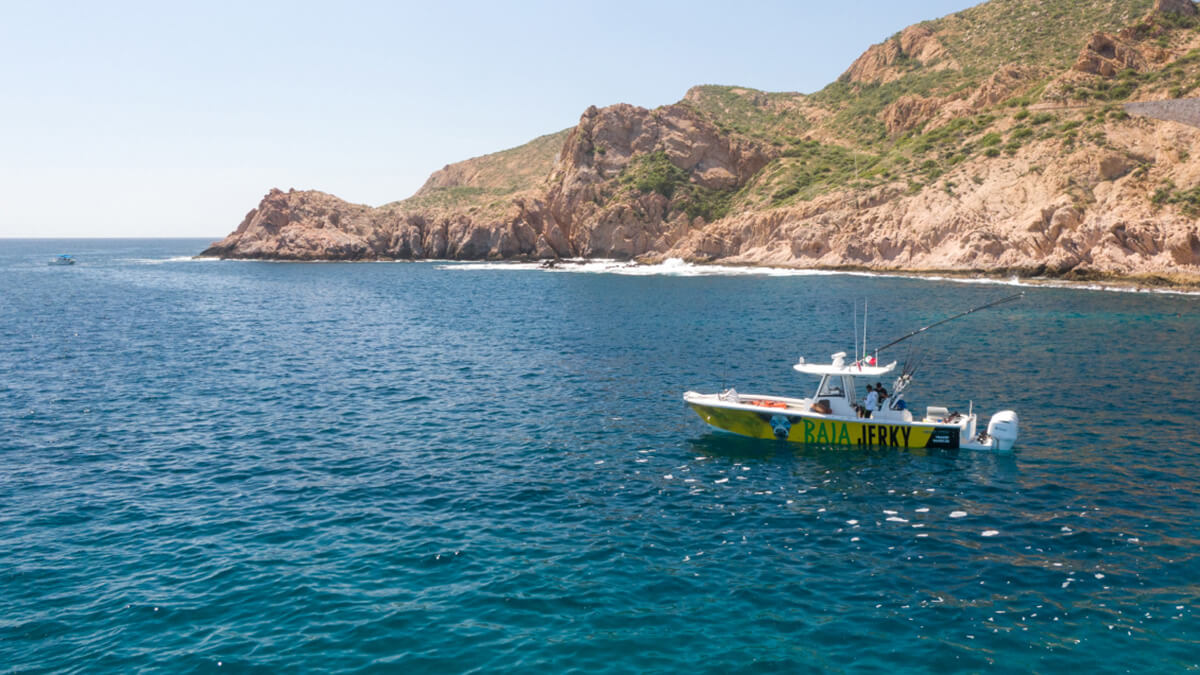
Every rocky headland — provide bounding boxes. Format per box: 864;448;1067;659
201;0;1200;287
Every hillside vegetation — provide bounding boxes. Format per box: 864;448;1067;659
387;129;570;216
409;0;1197;223
676;0;1198;217
384;0;1198;223
208;0;1200;283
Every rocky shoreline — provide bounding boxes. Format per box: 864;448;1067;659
198;251;1200;294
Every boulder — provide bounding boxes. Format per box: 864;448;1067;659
1154;0;1198;16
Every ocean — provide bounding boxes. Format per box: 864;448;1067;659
2;239;1197;672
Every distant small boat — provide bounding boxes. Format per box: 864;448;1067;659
49;254;75;265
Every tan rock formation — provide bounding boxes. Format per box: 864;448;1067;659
203;103;775;262
843;25;958;85
882;95;948;134
200;0;1200;287
1074;32;1169;77
882;65;1046;135
202;94;1200;282
967;65;1047;108
539;102;773;258
659;128;1200;280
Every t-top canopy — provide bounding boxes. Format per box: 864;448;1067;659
793;352;897;377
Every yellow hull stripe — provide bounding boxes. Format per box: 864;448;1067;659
688;403;943;448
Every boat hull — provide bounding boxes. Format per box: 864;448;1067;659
686;401;961;449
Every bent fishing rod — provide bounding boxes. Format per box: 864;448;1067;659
867;292;1025;358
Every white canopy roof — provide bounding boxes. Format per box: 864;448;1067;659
792;352;897;377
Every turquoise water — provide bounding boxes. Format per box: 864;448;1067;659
2;239;1198;672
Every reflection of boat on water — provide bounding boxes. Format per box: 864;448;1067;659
684;295;1023;452
49;254;75;265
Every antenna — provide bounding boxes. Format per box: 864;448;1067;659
853;300;859;366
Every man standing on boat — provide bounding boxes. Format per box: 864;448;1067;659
862;384;878;418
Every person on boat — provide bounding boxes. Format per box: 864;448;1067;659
874;382;888;412
862;384;878;418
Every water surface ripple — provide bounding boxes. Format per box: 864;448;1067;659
1;240;1197;672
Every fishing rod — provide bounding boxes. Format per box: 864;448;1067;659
871;292;1025;357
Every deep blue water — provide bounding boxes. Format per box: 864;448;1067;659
2;239;1198;673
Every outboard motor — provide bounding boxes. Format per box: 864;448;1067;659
986;411;1019;451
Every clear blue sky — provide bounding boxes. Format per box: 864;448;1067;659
0;0;974;238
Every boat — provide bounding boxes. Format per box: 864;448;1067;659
683;295;1023;452
49;254;75;265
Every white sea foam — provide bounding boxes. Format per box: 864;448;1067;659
438;257;843;278
436;258;1200;295
950;510;969;518
126;255;217;265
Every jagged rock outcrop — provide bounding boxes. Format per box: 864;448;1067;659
202;103;775;262
656;126;1200;279
882;65;1049;134
1074;32;1168;76
882;95;948;134
200;188;544;261
535;102;773;258
843;25;958;85
967;65;1048;108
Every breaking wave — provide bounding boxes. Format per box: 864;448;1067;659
438;258;1200;295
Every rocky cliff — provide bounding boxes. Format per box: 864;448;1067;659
201;0;1200;285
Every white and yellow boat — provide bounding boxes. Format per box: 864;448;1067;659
683;295;1023;452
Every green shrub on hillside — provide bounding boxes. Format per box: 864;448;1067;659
762;140;884;205
617;151;735;221
621;151;689;198
683;85;812;142
1152;181;1200;216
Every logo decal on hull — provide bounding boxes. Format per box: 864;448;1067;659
799;418;917;447
768;415;791;439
